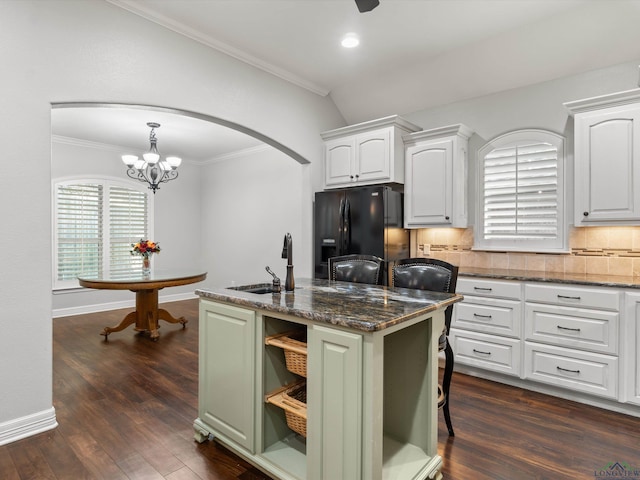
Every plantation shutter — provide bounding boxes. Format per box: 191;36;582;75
483;141;558;239
56;183;103;280
54;179;152;289
109;186;149;274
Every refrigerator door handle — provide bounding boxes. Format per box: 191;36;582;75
344;198;351;252
338;198;345;255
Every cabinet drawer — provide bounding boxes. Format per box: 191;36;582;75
453;296;521;337
450;329;521;377
524;304;618;354
524;342;617;399
457;277;521;300
525;283;619;311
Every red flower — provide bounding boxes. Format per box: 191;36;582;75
131;239;161;256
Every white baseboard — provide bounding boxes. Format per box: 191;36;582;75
0;407;58;446
52;292;198;318
53;299;135;318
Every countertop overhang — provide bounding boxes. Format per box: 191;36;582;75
196;278;462;332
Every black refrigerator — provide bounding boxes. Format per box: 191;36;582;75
314;185;410;283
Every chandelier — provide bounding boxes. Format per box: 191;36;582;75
121;122;182;194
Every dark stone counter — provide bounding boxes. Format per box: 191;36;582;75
196;278;462;332
459;267;640;289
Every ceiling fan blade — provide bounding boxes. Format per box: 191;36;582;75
355;0;380;13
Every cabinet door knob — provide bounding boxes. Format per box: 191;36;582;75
355;174;359;179
445;216;450;221
583;211;589;217
350;175;354;179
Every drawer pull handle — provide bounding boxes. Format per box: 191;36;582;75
473;313;493;320
474;287;493;292
557;366;580;374
472;349;492;356
557;295;581;300
557;325;581;332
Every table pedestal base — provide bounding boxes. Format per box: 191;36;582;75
101;288;187;341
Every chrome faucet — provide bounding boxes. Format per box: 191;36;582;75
265;266;281;293
281;233;294;292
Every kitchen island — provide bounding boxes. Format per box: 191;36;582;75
193;278;462;480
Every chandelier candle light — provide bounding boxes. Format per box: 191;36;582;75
122;122;182;194
131;239;161;275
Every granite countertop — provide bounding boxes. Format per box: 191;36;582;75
459;267;640;289
196;278;462;332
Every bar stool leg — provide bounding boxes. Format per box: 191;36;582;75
443;341;455;436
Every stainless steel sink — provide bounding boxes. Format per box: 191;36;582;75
227;283;275;294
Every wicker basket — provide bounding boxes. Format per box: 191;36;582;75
265;380;307;437
265;330;307;377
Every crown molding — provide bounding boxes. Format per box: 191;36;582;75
564;88;640;115
321;115;422;140
402;124;474;143
52;134;125;153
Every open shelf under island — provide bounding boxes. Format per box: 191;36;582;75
193;278;463;480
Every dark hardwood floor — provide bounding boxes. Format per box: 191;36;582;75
2;299;639;479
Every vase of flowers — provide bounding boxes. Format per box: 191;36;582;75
131;239;161;275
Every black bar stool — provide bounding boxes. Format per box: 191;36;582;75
392;257;459;436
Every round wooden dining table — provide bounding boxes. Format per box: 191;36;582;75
78;269;207;340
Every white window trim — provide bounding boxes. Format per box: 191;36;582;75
474;129;568;253
52;176;155;290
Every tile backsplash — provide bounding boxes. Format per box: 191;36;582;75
411;227;640;276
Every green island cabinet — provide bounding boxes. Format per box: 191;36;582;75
193;279;461;480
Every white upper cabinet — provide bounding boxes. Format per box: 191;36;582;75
321;115;421;189
565;89;640;225
403;124;473;227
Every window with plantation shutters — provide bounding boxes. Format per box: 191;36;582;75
476;130;567;253
54;179;152;289
56;183;103;282
108;186;148;275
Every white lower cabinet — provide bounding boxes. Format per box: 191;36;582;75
524;303;618;355
624;292;640;406
454;297;521;337
449;330;521;376
453;276;636;413
525;283;620;311
523;283;620;400
524;342;618;399
451;278;523;377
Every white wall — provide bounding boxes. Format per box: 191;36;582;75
200;146;306;289
0;0;343;445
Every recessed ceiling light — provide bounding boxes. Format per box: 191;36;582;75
341;33;360;48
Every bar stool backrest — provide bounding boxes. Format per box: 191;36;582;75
328;254;384;286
